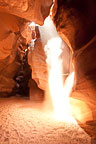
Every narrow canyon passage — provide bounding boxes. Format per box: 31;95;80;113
0;0;96;143
0;11;95;144
0;16;92;144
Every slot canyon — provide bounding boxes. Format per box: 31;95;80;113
0;0;96;143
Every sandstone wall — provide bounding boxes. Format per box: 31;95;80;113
52;0;96;122
0;0;53;25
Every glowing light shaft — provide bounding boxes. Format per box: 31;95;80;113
29;22;36;27
45;37;76;123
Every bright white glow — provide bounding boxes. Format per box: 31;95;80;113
44;17;53;27
29;22;36;27
45;37;76;123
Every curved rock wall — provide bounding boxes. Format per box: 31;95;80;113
52;0;96;51
28;37;48;91
1;0;96;124
0;0;53;96
0;0;53;25
52;0;96;122
0;12;25;96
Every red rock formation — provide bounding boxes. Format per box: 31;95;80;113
52;0;96;50
0;0;53;25
52;0;96;122
0;0;96;138
29;79;44;101
0;0;53;96
28;37;48;91
0;12;24;96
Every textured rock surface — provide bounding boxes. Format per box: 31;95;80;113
0;0;53;96
0;0;53;25
52;0;96;123
0;56;20;96
0;12;26;96
29;79;44;101
52;0;96;50
0;0;96;140
0;97;91;144
28;38;48;91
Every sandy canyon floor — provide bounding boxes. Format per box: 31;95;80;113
0;96;91;144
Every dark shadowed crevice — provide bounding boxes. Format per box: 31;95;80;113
13;51;32;97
